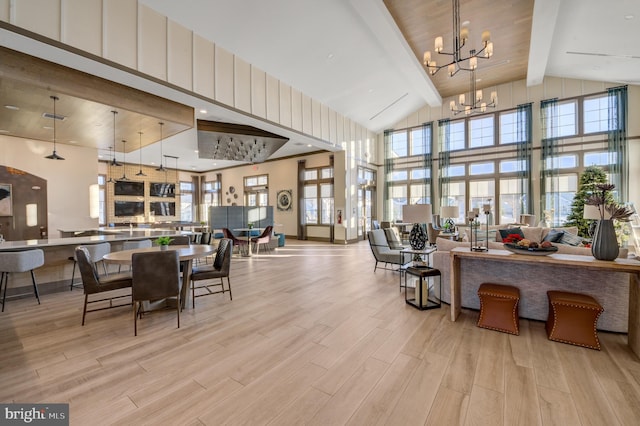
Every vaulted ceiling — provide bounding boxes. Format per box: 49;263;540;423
1;0;639;172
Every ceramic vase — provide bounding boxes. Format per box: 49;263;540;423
409;223;427;250
591;219;619;261
160;244;168;251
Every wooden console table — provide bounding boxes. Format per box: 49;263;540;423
449;247;640;357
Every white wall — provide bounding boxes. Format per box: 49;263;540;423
0;135;98;236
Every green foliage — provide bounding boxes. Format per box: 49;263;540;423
565;166;610;237
154;236;173;246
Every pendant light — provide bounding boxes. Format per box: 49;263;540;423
117;140;129;181
156;122;166;172
107;146;115;183
110;111;122;167
45;95;65;160
135;131;146;177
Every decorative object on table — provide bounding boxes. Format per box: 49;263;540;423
483;202;491;245
503;242;558;256
277;189;293;211
247;222;254;229
154;236;173;250
468;209;486;252
585;183;634;261
408;223;428;250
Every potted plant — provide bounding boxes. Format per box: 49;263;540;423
247;222;254;229
154;236;173;250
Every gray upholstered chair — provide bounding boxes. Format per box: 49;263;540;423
69;242;111;290
0;249;44;312
190;238;233;308
250;225;273;254
383;227;407;250
427;223;441;246
131;250;181;336
168;235;191;246
119;240;152;272
75;246;132;325
367;229;411;272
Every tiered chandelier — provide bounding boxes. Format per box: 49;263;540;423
423;0;497;115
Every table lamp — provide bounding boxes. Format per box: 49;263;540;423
440;206;459;233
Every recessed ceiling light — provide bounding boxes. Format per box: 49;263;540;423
4;105;19;111
462;20;470;26
213;163;217;166
42;126;53;130
307;144;312;147
625;14;634;20
327;53;334;60
194;150;199;153
69;140;78;144
98;154;103;158
199;109;207;114
0;129;9;133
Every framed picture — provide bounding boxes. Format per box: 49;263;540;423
0;183;12;216
277;189;293;211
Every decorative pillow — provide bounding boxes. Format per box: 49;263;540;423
497;227;524;242
559;232;584;246
543;229;565;243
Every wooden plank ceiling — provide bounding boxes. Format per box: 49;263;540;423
384;0;534;98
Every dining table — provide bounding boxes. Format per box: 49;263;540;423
102;244;217;309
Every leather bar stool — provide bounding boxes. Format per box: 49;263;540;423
0;249;45;312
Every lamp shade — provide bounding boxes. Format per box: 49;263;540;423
441;206;459;220
584;205;611;220
402;204;432;224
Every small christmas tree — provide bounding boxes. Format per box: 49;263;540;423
565;165;612;237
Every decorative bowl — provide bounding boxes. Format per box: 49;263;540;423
503;243;558;256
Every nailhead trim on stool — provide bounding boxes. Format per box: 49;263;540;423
477;283;520;335
546;290;603;350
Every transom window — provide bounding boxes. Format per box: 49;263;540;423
469;116;494;148
583;94;611;134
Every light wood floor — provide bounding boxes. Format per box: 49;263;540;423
2;240;640;425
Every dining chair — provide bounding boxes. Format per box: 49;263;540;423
69;242;111;291
250;225;273;254
168;235;191;246
222;228;248;255
119;239;152;272
0;249;45;312
75;246;132;325
131;250;181;336
190;238;233;308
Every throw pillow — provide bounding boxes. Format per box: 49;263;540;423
497;227;524;242
559;232;584;246
543;229;565;243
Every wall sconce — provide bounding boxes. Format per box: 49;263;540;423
89;184;99;219
26;203;38;227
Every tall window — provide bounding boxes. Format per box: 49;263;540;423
540;88;627;224
180;181;193;221
303;167;334;224
384;124;432;221
244;174;268;206
438;105;532;224
202;180;220;221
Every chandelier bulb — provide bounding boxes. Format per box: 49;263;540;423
469;56;477;70
485;42;494;58
482;31;491;44
460;27;469;42
448;64;455;77
423;51;431;66
435;36;443;53
459;94;465;105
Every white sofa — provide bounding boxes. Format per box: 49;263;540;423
431;227;630;332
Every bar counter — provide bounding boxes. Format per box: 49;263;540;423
0;228;195;295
